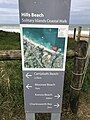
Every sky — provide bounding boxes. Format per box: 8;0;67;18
0;0;90;24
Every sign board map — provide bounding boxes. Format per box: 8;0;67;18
19;0;71;113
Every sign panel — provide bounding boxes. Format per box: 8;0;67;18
23;71;64;113
19;0;71;113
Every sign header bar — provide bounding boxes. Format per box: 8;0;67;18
19;0;71;25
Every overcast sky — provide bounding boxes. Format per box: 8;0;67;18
0;0;90;24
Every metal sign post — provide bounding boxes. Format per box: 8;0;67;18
26;113;35;120
19;0;71;119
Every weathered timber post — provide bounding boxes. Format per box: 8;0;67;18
70;26;88;114
0;50;21;60
73;28;76;40
81;30;90;86
77;27;82;41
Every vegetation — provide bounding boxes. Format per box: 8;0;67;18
0;30;90;120
0;30;20;50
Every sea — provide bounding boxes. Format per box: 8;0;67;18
0;24;90;35
0;24;20;33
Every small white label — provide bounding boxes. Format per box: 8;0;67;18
58;28;67;37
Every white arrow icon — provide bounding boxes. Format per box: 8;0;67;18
26;73;32;78
54;94;61;99
54;103;60;108
26;84;32;89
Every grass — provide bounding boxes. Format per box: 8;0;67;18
0;30;20;50
0;31;90;120
0;61;24;120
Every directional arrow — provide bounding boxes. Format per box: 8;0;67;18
26;84;32;89
26;73;32;78
54;103;60;108
54;94;61;99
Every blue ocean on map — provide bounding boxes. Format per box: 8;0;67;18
23;28;65;54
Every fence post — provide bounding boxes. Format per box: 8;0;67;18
70;26;88;114
77;26;82;41
73;28;76;40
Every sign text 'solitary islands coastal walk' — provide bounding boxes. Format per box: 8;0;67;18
19;0;71;115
